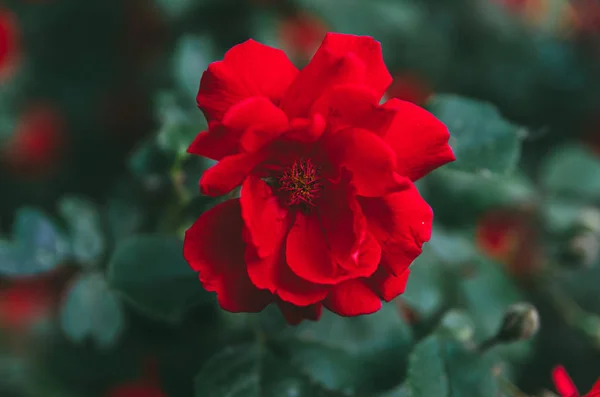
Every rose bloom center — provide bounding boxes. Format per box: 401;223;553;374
276;158;322;212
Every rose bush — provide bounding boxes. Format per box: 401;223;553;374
183;33;455;324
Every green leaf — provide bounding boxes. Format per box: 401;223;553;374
423;168;537;226
60;272;125;349
401;246;448;320
428;94;523;175
278;303;413;394
0;208;71;277
407;336;449;397
540;143;600;200
58;196;105;266
407;333;500;397
429;227;479;266
107;234;213;324
105;179;147;243
195;344;348;397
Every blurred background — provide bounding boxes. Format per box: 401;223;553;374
1;0;600;396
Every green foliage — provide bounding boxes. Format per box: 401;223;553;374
0;208;70;276
3;0;600;396
60;272;125;349
107;234;213;324
195;343;348;397
428;95;524;175
540;144;600;200
407;330;500;397
58;196;106;266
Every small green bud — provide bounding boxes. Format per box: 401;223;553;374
495;302;540;343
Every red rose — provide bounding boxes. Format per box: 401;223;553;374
2;105;65;178
553;366;600;397
0;8;19;81
184;33;455;324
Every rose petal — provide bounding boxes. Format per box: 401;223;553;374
187;123;239;161
319;33;392;98
324;279;382;316
323;127;409;197
222;97;289;152
359;182;433;275
245;216;330;306
367;266;411;302
200;152;264;196
183;199;272;312
197;39;298;123
382;98;455;181
552;366;579;397
286;211;348;284
276;300;323;325
311;84;396;135
241;176;287;258
318;179;367;268
281;46;366;119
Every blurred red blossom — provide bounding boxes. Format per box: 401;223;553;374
475;208;542;277
184;33;454;324
553;366;600;397
493;0;549;26
0;278;54;330
278;11;327;61
566;0;600;37
0;267;77;332
2;105;66;178
0;8;20;81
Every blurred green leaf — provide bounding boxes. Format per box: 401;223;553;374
428;95;523;175
155;92;204;157
105;179;147;243
407;333;500;397
429;227;479;265
107;234;213;324
0;208;70;277
277;303;413;394
173;36;214;102
60;272;125;349
540;144;600;200
195;343;349;397
401;246;448;321
407;336;449;397
423;168;537;226
58;196;105;266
